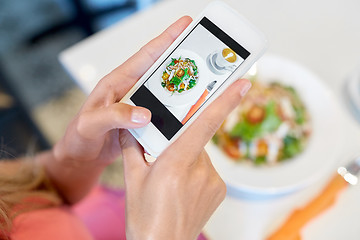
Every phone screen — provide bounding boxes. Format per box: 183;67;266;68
131;17;250;140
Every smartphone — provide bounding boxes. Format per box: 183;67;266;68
121;1;268;157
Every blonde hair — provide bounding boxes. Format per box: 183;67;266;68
0;158;62;238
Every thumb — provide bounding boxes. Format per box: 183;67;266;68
76;103;151;139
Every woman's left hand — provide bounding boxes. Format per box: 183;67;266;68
41;16;193;203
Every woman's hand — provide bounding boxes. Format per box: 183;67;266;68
121;78;251;240
41;16;193;204
53;16;194;168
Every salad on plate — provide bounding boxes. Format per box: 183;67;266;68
161;57;199;94
213;80;311;165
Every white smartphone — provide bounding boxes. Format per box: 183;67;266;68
121;1;268;157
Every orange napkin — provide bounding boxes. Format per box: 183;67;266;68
267;174;348;240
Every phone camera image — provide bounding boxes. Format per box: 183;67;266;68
131;17;250;141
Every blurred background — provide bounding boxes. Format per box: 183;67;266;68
1;0;360;239
0;0;160;160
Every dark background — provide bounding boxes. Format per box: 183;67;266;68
0;0;159;158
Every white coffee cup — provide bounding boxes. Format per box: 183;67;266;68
214;48;237;70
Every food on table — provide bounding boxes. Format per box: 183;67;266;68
213;80;311;165
161;57;199;94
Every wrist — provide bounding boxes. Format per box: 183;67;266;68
37;146;106;204
52;140;109;170
126;225;191;240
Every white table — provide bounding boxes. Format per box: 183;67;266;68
59;0;360;239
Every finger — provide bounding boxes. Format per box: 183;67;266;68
101;16;193;97
76;103;151;139
164;79;252;162
85;16;192;110
119;130;148;182
116;15;192;79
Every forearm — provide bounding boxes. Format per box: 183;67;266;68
35;150;105;204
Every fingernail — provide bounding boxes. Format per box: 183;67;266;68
131;109;150;124
240;81;252;96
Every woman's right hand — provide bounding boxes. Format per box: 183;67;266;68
121;78;251;240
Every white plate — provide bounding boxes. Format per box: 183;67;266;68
147;49;209;107
206;55;344;197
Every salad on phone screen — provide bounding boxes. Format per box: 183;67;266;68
161;57;199;94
